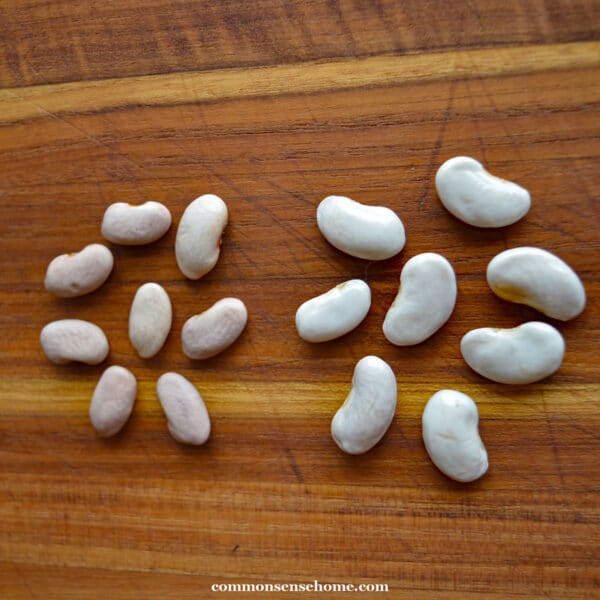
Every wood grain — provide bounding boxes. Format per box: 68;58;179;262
2;41;599;124
1;2;599;598
1;0;598;87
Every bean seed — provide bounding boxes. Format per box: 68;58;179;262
182;298;247;360
422;389;488;483
40;319;109;365
157;372;211;445
89;365;137;437
295;279;371;343
129;283;172;358
175;194;228;279
435;156;530;227
101;201;171;245
317;195;406;260
383;253;456;345
487;246;586;320
461;322;565;384
331;356;397;454
44;243;113;298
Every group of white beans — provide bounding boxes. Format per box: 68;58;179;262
300;156;585;482
40;156;586;483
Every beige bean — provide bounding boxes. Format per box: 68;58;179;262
40;319;109;365
182;298;248;359
175;194;228;279
89;366;137;437
156;372;211;445
129;283;172;358
44;243;113;298
101;201;172;245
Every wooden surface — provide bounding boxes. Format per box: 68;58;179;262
1;1;599;597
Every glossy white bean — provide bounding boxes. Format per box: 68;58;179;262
461;322;565;384
487;247;586;320
316;195;405;260
422;389;488;483
383;253;456;345
435;156;530;227
295;279;371;342
331;356;397;454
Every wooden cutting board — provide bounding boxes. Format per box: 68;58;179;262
1;2;598;597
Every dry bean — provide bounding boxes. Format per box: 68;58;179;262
44;243;113;298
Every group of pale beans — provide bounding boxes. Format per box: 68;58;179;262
40;156;586;483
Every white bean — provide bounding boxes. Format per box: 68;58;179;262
101;201;171;245
175;194;228;279
331;356;397;454
422;390;488;483
129;283;172;358
295;279;371;342
40;319;109;365
487;247;586;321
316;195;406;260
156;372;211;445
461;322;565;384
89;366;137;437
383;253;457;345
44;243;113;298
182;298;247;359
435;156;530;227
